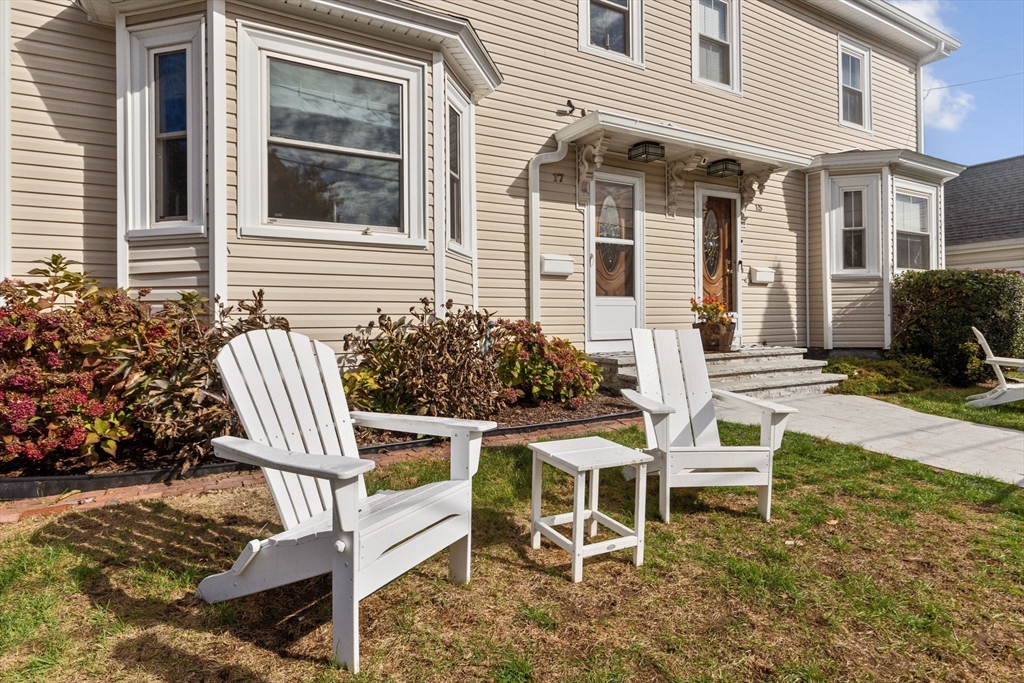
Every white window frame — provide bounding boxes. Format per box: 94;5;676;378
578;0;645;68
691;0;742;95
838;36;872;133
124;17;206;238
236;23;427;247
445;78;474;258
829;174;880;277
893;178;938;272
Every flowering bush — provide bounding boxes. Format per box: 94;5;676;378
493;320;601;409
690;295;731;326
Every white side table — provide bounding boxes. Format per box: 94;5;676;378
528;436;653;583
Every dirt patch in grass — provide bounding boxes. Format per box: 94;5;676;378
1;424;1022;682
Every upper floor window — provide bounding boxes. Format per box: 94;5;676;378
236;24;426;245
839;37;872;131
692;0;741;93
579;0;644;67
446;80;473;255
895;182;937;270
125;17;205;236
831;175;879;276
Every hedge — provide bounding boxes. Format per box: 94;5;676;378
890;269;1024;386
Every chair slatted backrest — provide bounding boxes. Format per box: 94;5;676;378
972;327;1007;386
631;328;722;450
215;330;365;531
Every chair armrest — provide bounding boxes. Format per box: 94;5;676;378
350;412;497;437
987;357;1024;369
212;436;375;481
712;389;797;415
621;389;675;415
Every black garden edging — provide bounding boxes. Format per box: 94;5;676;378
0;410;642;501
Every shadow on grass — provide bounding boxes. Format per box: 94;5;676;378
111;632;272;683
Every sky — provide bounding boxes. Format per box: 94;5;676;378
888;0;1024;166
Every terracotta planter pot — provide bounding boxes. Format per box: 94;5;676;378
693;322;736;352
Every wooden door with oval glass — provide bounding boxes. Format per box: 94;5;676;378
702;196;734;310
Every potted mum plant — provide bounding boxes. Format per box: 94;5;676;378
690;295;736;352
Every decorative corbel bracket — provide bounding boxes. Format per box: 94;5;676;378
739;166;777;222
576;135;608;207
666;152;706;217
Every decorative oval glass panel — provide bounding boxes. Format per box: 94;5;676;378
704;210;721;277
598;195;620;239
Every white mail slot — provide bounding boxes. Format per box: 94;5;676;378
541;254;574;277
749;267;776;284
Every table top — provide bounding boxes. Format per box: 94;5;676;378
528;436;653;473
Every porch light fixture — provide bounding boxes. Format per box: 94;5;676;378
627;141;666;163
706;158;742;178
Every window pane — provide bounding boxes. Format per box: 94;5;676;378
449;176;461;245
448;106;460;177
842;52;861;89
267;143;401;229
699;37;730;85
897;232;929;269
157;137;188;220
842;87;863;125
896;193;929;233
156;50;187;134
269;59;401;155
843;190;863;228
698;0;729;42
595;181;634;241
448;105;462;244
590;1;629;55
843;229;865;269
596;243;635;297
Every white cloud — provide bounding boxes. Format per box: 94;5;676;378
888;0;952;34
922;70;974;131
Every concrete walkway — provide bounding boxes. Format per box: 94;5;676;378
715;394;1024;487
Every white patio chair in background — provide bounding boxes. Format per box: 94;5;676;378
622;328;797;522
195;329;495;672
967;327;1024;408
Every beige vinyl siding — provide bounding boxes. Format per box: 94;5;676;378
807;171;824;347
9;0;117;283
831;278;885;347
445;252;474;308
946;239;1024;272
223;3;438;350
129;241;210;301
537;154;582;339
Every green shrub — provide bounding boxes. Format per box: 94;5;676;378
494;319;601;409
890;269;1024;386
825;355;938;395
342;299;505;420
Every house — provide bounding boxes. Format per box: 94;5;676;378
944;155;1024;272
0;0;964;356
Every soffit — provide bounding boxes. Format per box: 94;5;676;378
807;149;965;183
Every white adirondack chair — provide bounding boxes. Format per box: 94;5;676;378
622;328;797;522
967;327;1024;407
195;329;496;672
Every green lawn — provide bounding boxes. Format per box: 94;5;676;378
1;424;1022;682
876;386;1024;432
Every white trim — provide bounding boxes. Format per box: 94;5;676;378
116;13;130;287
838;35;872;133
445;77;474;259
881;165;892;348
694;182;743;346
209;0;227;303
0;1;10;279
821;170;833;349
690;0;743;95
829;174;881;276
586;169;645;350
893;176;939;273
804;171;810;347
578;0;645;68
236;22;427;246
937;182;945;269
432;53;445;315
123;16;207;235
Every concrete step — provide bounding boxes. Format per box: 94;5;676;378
706;358;829;380
711;373;848;399
703;347;809;365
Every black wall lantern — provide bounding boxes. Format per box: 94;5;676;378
706;158;742;177
627;141;666;163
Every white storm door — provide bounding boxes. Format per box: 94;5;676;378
588;172;645;343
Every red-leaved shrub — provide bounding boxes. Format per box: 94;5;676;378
493;320;601;409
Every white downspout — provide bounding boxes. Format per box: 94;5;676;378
804;171;810;348
528;140;569;322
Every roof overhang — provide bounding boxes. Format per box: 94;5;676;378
77;0;503;100
798;0;960;63
806;149;965;182
554;110;813;174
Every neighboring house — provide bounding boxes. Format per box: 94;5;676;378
944;155;1024;272
0;0;964;353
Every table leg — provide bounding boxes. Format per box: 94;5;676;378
634;463;647;567
587;469;599;537
572;472;586;582
531;455;542;550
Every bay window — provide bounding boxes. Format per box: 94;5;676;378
894;183;937;270
446;80;473;254
831;175;879;275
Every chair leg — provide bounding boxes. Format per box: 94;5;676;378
448;527;471;585
757;481;772;522
634;463;647;567
659;455;671;524
332;535;359;672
